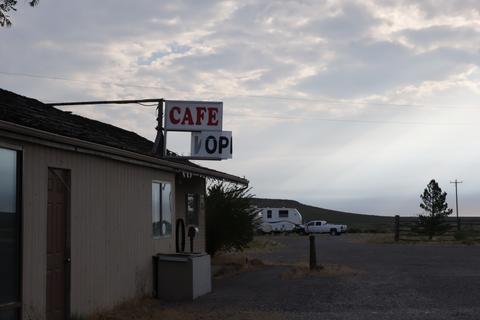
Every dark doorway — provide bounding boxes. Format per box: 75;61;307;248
46;168;70;320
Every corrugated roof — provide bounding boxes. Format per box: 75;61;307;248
0;88;247;184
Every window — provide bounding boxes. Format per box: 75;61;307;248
186;193;199;226
152;182;172;238
0;147;21;320
307;221;314;226
315;221;322;226
278;210;289;218
266;210;272;219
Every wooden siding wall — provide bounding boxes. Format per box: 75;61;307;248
0;136;206;319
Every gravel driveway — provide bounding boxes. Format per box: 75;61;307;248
157;234;480;320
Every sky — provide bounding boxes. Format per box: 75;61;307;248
1;0;480;216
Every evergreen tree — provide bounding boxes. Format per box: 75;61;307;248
205;182;259;257
418;179;453;240
1;0;38;27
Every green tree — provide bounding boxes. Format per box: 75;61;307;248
1;0;38;27
205;182;259;257
418;179;453;240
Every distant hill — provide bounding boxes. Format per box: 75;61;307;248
251;198;394;232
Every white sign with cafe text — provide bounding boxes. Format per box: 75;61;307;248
190;131;232;160
165;100;223;131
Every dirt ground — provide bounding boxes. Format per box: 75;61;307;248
92;234;480;320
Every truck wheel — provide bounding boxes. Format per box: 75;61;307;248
330;229;337;236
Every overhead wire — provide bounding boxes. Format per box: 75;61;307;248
1;70;479;110
136;102;159;107
0;70;172;92
224;112;476;126
1;70;479;126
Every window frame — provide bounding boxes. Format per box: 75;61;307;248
152;180;173;239
266;210;272;219
278;210;289;218
0;146;23;319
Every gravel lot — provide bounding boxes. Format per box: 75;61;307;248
162;234;480;320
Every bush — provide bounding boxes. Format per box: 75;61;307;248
454;230;471;241
205;183;259;257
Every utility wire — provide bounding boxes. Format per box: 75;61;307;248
225;112;476;126
136;102;159;107
0;70;172;91
1;70;479;110
1;70;479;126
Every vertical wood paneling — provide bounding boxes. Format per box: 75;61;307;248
0;136;209;319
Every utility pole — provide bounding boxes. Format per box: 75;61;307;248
450;179;463;231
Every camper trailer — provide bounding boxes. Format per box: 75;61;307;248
258;208;303;233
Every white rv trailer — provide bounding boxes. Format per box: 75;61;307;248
258;208;303;233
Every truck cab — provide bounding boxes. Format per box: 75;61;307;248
304;220;347;235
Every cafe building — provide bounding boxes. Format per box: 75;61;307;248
0;88;247;319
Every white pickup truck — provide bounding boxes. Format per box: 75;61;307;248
303;220;347;235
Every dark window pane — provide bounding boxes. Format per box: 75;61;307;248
186;193;199;226
279;210;289;218
161;183;172;235
0;308;19;320
0;213;19;304
0;148;18;306
152;182;172;237
152;183;161;237
0;149;16;213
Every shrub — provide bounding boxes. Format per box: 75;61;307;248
205;182;259;257
454;230;471;241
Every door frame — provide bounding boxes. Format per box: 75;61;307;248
46;167;71;320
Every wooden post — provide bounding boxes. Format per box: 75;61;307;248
309;235;317;270
394;215;400;242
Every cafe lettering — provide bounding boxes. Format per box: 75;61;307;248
165;101;223;131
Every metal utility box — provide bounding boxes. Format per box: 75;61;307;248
154;253;211;301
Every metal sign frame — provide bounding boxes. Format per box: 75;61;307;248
46;98;232;161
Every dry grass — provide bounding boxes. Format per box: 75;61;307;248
86;298;154;320
244;236;284;253
344;232;480;245
344;233;396;244
211;236;283;278
279;262;364;280
212;252;265;278
86;298;287;320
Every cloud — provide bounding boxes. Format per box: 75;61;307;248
297;32;480;98
301;1;380;40
2;0;480;215
399;25;480;51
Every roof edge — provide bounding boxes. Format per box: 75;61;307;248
0;119;248;185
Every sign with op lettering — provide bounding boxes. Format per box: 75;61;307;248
190;131;232;160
